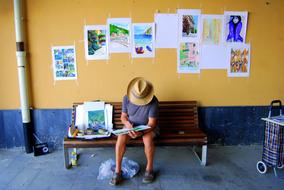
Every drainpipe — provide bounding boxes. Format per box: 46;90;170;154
13;0;33;153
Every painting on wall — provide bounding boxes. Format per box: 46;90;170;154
178;9;201;42
178;42;200;73
227;43;250;77
84;25;108;60
201;15;223;45
132;23;155;58
52;46;77;80
107;18;131;53
223;11;248;43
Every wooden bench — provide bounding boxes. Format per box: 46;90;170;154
63;101;207;169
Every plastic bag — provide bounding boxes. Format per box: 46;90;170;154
97;157;140;180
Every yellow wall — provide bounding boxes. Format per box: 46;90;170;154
0;0;283;109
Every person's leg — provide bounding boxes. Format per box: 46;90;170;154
142;132;155;172
115;134;131;173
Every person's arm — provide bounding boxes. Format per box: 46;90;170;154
120;112;133;129
143;117;157;134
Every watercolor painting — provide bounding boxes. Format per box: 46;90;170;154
52;46;77;80
84;25;108;60
87;110;105;130
224;11;248;43
178;9;201;42
227;43;250;77
178;42;200;73
107;18;131;53
132;23;155;58
202;15;223;45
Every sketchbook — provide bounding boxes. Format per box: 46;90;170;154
111;125;151;136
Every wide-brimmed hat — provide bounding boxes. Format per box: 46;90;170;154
127;77;154;106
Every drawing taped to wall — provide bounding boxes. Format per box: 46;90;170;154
107;18;131;53
227;43;250;77
178;42;200;73
52;46;77;80
132;23;155;58
201;15;223;45
223;11;248;43
178;9;201;42
84;25;108;60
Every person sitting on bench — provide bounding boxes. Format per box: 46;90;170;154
110;77;159;185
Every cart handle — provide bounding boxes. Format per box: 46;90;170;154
268;100;282;118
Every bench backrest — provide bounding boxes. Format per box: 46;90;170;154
72;101;199;135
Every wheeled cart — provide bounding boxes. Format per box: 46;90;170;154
256;100;284;177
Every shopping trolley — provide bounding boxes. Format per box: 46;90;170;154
256;100;284;177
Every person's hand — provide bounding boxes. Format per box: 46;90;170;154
128;131;143;139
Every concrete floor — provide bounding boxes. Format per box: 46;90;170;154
0;145;283;190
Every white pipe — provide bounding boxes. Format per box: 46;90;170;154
14;0;32;153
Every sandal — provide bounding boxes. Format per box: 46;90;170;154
109;172;122;186
142;170;155;184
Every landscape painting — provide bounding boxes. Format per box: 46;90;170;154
87;110;105;130
84;25;108;60
107;18;131;53
132;23;155;58
178;42;200;73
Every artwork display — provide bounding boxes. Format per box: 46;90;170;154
51;46;77;80
84;25;108;60
201;15;223;45
132;23;155;58
223;11;248;43
178;42;200;73
154;13;178;48
107;18;131;53
227;43;250;77
178;9;201;42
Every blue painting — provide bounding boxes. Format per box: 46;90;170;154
132;23;155;58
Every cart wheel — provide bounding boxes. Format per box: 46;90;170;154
257;161;267;174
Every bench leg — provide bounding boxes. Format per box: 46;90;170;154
64;147;71;169
192;145;207;166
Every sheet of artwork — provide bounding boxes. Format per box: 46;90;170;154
178;42;200;73
132;23;155;58
154;13;178;48
84;101;106;130
200;45;227;69
223;11;248;43
107;18;131;53
201;15;223;45
178;9;201;42
227;43;250;77
84;25;108;60
51;46;77;80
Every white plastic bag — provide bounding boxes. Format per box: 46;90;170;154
97;157;140;180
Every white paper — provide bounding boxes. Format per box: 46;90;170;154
132;23;155;58
177;9;202;43
226;43;251;77
223;11;248;43
75;104;85;130
154;13;178;48
201;14;223;45
51;46;77;80
104;104;113;131
200;44;226;69
112;125;150;136
84;25;109;60
107;18;132;53
177;42;200;73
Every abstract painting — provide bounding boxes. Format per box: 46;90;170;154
227;43;250;77
132;23;155;58
84;25;108;60
107;18;131;53
178;9;201;42
52;46;77;80
223;11;248;43
201;15;223;45
178;42;200;73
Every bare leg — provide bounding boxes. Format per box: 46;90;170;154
115;134;131;173
142;132;155;172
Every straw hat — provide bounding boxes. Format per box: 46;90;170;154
127;77;154;106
